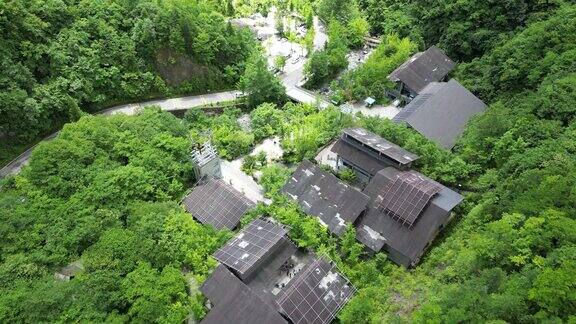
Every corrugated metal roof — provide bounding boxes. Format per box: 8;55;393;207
213;218;289;279
276;257;355;324
357;167;463;266
200;265;288;324
394;79;487;149
183;179;255;230
388;46;455;94
281;160;370;236
340;128;419;166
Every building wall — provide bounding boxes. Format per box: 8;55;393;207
194;156;222;181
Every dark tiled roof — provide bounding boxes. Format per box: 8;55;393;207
201;266;287;324
393;79;487;149
183;178;255;230
276;257;355;324
213;218;289;280
281;160;370;236
339;128;419;166
200;264;246;306
388;46;455;94
331;139;390;177
244;239;299;304
357;167;463;266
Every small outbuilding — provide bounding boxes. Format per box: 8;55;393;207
364;97;376;107
54;260;84;281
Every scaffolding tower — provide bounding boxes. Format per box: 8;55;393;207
192;142;221;182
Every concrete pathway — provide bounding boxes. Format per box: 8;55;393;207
0;91;240;178
250;137;283;162
315;141;338;171
221;158;270;205
348;102;400;118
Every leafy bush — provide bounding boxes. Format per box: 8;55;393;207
250;103;285;140
333;34;417;102
259;164;292;197
0;109;231;322
338;168;357;184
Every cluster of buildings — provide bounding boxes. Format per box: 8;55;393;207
200;218;354;324
183;144;355;324
284;128;463;267
388;46;487;149
177;45;475;323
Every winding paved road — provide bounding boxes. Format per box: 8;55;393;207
0;91;241;178
0;14;331;179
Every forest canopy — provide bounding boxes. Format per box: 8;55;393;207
1;0;575;322
0;0;256;156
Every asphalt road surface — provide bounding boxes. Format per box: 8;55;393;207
0;91;241;178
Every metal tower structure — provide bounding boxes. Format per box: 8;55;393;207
192;141;221;182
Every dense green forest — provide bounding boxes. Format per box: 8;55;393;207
1;0;575;322
0;0;255;164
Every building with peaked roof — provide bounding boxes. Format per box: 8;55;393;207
200;265;288;324
331;128;419;183
356;167;463;267
183;178;255;230
281;160;370;236
388;46;455;100
54;260;84;281
392;79;487;149
213;218;292;280
200;218;354;324
276;257;355;324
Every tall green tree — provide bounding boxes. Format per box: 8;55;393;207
239;51;286;108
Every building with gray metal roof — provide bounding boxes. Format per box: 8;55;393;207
200;218;354;324
183;178;255;230
356;167;463;267
200;265;288;324
281;160;370;236
393;79;487;149
388;46;455;99
213;218;291;280
331;128;419;183
276;257;355;324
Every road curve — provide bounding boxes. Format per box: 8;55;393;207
0;90;241;179
1;15;330;179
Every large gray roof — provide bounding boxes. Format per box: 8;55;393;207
183;179;255;230
340;128;419;165
282;160;370;236
356;167;463;266
388;46;455;94
393;79;487;149
200;264;247;306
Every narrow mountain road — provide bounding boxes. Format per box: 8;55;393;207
1;15;331;179
0;91;241;178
